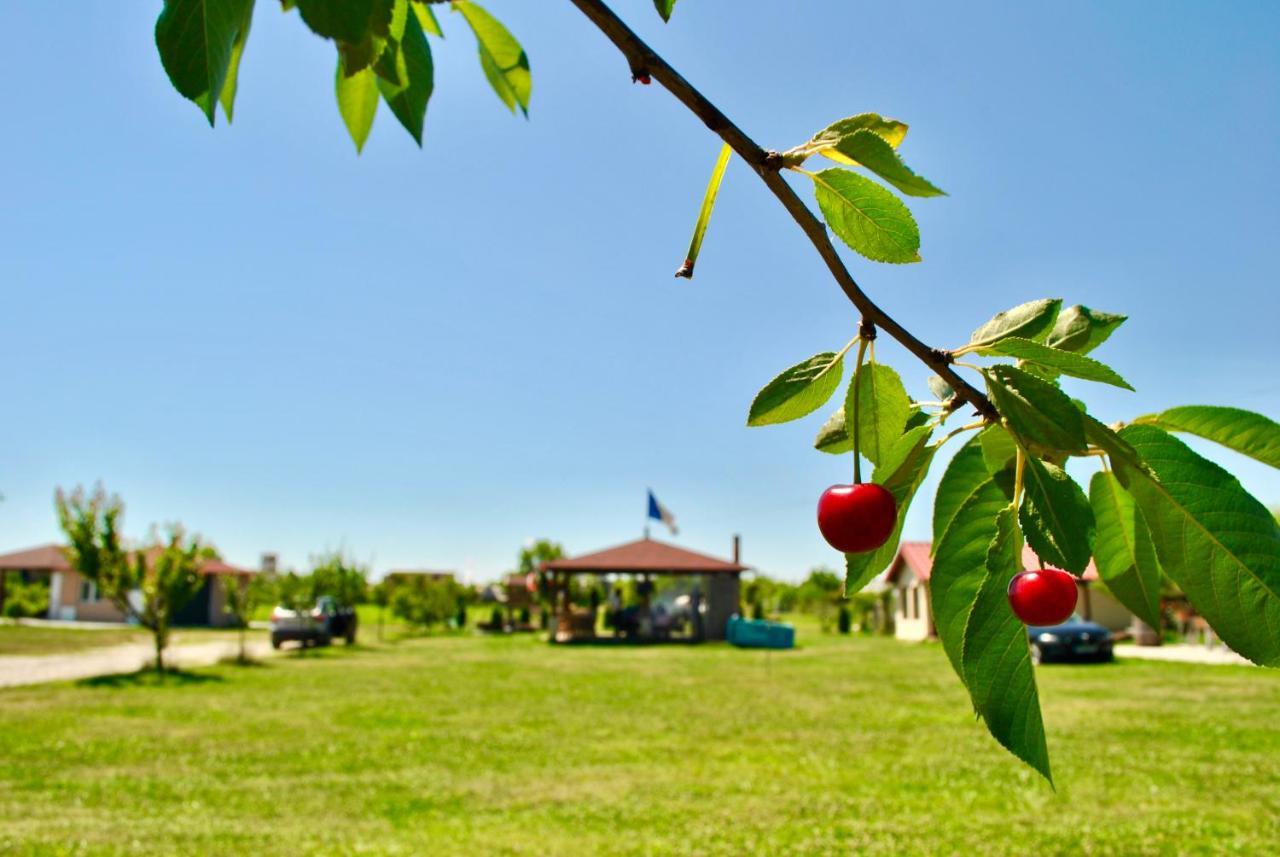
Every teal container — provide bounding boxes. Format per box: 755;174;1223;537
727;615;795;649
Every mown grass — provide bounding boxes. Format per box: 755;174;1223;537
0;620;1277;855
0;623;146;656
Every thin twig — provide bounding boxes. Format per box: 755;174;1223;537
567;0;998;421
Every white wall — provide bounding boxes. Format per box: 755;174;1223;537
894;566;931;642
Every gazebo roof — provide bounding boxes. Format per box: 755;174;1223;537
543;538;747;576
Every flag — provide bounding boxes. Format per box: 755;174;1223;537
647;489;678;535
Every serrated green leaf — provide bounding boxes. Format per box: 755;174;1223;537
376;10;432;144
847;362;912;466
979;425;1017;475
1134;406;1280;469
412;0;442;36
985;364;1086;455
1085;415;1140;466
904;408;930;431
454;1;530;116
983;337;1134;391
931;471;1013;677
335;60;379;153
652;0;677;21
828;129;944;197
1045;305;1126;355
967;298;1062;351
1019;456;1095;574
932;435;992;553
845;428;937;594
748;352;844;427
295;0;381;42
1089;471;1162;628
219;0;254;121
811;169;921;264
961;506;1052;783
1116;425;1280;667
814;405;852;454
155;0;255;125
786;113;909;164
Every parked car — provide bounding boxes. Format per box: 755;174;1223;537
1028;615;1113;664
270;596;358;649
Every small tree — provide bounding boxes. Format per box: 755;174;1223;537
390;577;462;632
310;551;369;643
222;572;270;664
55;485;205;673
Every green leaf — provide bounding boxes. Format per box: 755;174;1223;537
814;405;852;455
1089;471;1162;628
335;60;379;153
812;169;920;264
748;352;844;427
219;1;254;122
454;1;531;116
930;470;1013;677
1116;425;1280;667
967;298;1062;351
961;506;1052;783
926;375;953;402
376;10;433;145
984;364;1086;454
652;0;677;21
412;0;443;36
295;0;381;42
155;0;255;125
932;435;992;552
847;362;912;466
1085;415;1141;467
676;143;732;279
1133;406;1280;469
1019;456;1095;574
982;337;1134;391
1045;305;1126;355
786;113;909;164
904;408;930;431
979;425;1017;475
828;130;944;197
845;427;937;593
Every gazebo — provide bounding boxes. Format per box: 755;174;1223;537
542;535;747;642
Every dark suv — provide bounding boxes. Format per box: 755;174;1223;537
270;596;358;649
1028;615;1113;664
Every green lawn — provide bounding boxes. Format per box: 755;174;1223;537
0;623;146;656
1;622;1277;855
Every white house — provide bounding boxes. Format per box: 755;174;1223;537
884;541;1134;642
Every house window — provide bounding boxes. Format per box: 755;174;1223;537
911;586;920;620
900;587;909;617
80;580;99;603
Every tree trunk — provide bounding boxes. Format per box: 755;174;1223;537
154;629;165;673
238;624;246;663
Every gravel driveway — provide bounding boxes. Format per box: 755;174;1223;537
0;638;278;688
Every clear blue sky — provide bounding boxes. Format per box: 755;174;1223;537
2;1;1277;582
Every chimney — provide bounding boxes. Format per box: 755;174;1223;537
732;534;740;565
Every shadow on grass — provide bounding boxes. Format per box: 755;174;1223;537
217;654;273;668
76;668;225;689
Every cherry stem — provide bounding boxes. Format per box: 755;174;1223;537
851;333;869;485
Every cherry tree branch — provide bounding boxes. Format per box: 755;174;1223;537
567;0;998;422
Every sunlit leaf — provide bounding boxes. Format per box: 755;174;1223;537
335;60;379;152
454;1;531;116
1019;456;1095;574
983;337;1134;391
1089;471;1162;628
376;10;433;144
748;352;844;426
811;169;921;264
1134;405;1280;469
155;0;256;125
967;298;1062;351
828;129;944;197
984;364;1086;455
1045;305;1126;355
847;362;912;466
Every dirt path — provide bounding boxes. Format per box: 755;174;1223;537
1114;643;1252;666
0;638;279;688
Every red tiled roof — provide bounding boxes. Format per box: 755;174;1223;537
886;541;1098;584
543;538;747;575
0;543;71;572
200;559;255;576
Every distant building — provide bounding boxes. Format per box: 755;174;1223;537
0;543;256;627
884;541;1133;642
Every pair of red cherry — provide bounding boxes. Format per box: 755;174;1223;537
816;484;1077;626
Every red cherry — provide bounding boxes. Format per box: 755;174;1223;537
1006;569;1078;626
816;483;897;553
635;73;652;85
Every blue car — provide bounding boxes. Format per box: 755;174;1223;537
1028;615;1113;664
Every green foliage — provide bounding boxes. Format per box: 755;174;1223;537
748;351;844;426
652;0;677;22
811;169;921;264
376;8;434;144
1115;425;1280;668
1134;405;1280;469
454;1;531;116
826;130;944;197
981;337;1133;391
154;0;255;125
273;571;316;615
310;551;369;608
966;298;1062;351
336;63;379;152
2;574;49;618
784;113;909;164
391;577;464;630
1089;471;1162;628
813;404;853;454
960;506;1051;782
1018;456;1095;575
846;361;911;466
930;436;990;554
1044;305;1126;355
984;364;1086;454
